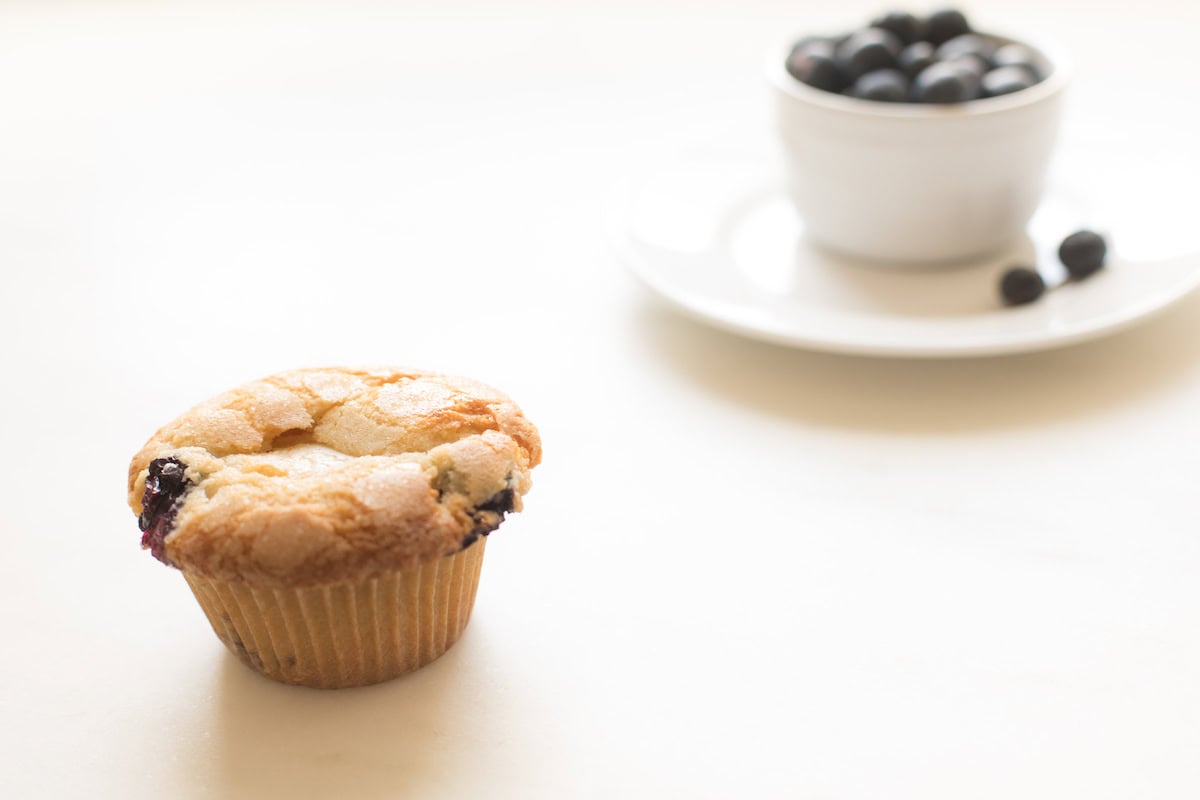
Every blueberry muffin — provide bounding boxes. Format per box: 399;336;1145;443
127;367;541;689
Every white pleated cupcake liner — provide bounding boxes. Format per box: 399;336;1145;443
184;538;485;689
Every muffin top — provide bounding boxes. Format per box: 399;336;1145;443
127;367;541;587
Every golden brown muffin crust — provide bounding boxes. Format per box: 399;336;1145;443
127;367;541;587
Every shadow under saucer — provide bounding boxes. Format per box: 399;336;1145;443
633;289;1200;435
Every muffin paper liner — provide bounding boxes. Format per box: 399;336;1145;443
183;539;486;689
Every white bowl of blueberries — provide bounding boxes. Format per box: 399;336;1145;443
771;8;1072;270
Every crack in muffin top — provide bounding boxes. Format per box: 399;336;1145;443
127;367;541;587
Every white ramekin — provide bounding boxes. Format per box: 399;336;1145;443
769;35;1069;265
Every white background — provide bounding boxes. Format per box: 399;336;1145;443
2;1;1199;797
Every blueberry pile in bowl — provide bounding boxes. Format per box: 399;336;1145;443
786;8;1045;103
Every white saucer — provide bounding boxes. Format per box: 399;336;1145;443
612;154;1200;358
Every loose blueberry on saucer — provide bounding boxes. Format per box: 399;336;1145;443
836;27;903;80
1000;267;1046;306
925;8;971;45
982;65;1038;97
911;61;972;103
871;10;924;44
1059;230;1108;279
897;41;936;78
851;69;909;102
997;232;1109;307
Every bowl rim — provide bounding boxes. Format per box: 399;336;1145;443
769;30;1072;118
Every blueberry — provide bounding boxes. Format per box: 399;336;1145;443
1000;267;1046;306
836;27;903;80
850;69;909;102
871;11;924;45
786;41;846;93
943;56;986;99
936;33;998;65
791;36;836;60
911;62;971;103
981;65;1037;97
898;41;936;79
947;52;989;78
925;8;971;45
1058;230;1107;279
139;457;192;565
477;488;516;515
460;487;518;552
992;43;1042;80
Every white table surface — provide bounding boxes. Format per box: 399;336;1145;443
3;1;1200;797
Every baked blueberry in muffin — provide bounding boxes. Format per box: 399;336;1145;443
138;457;192;563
